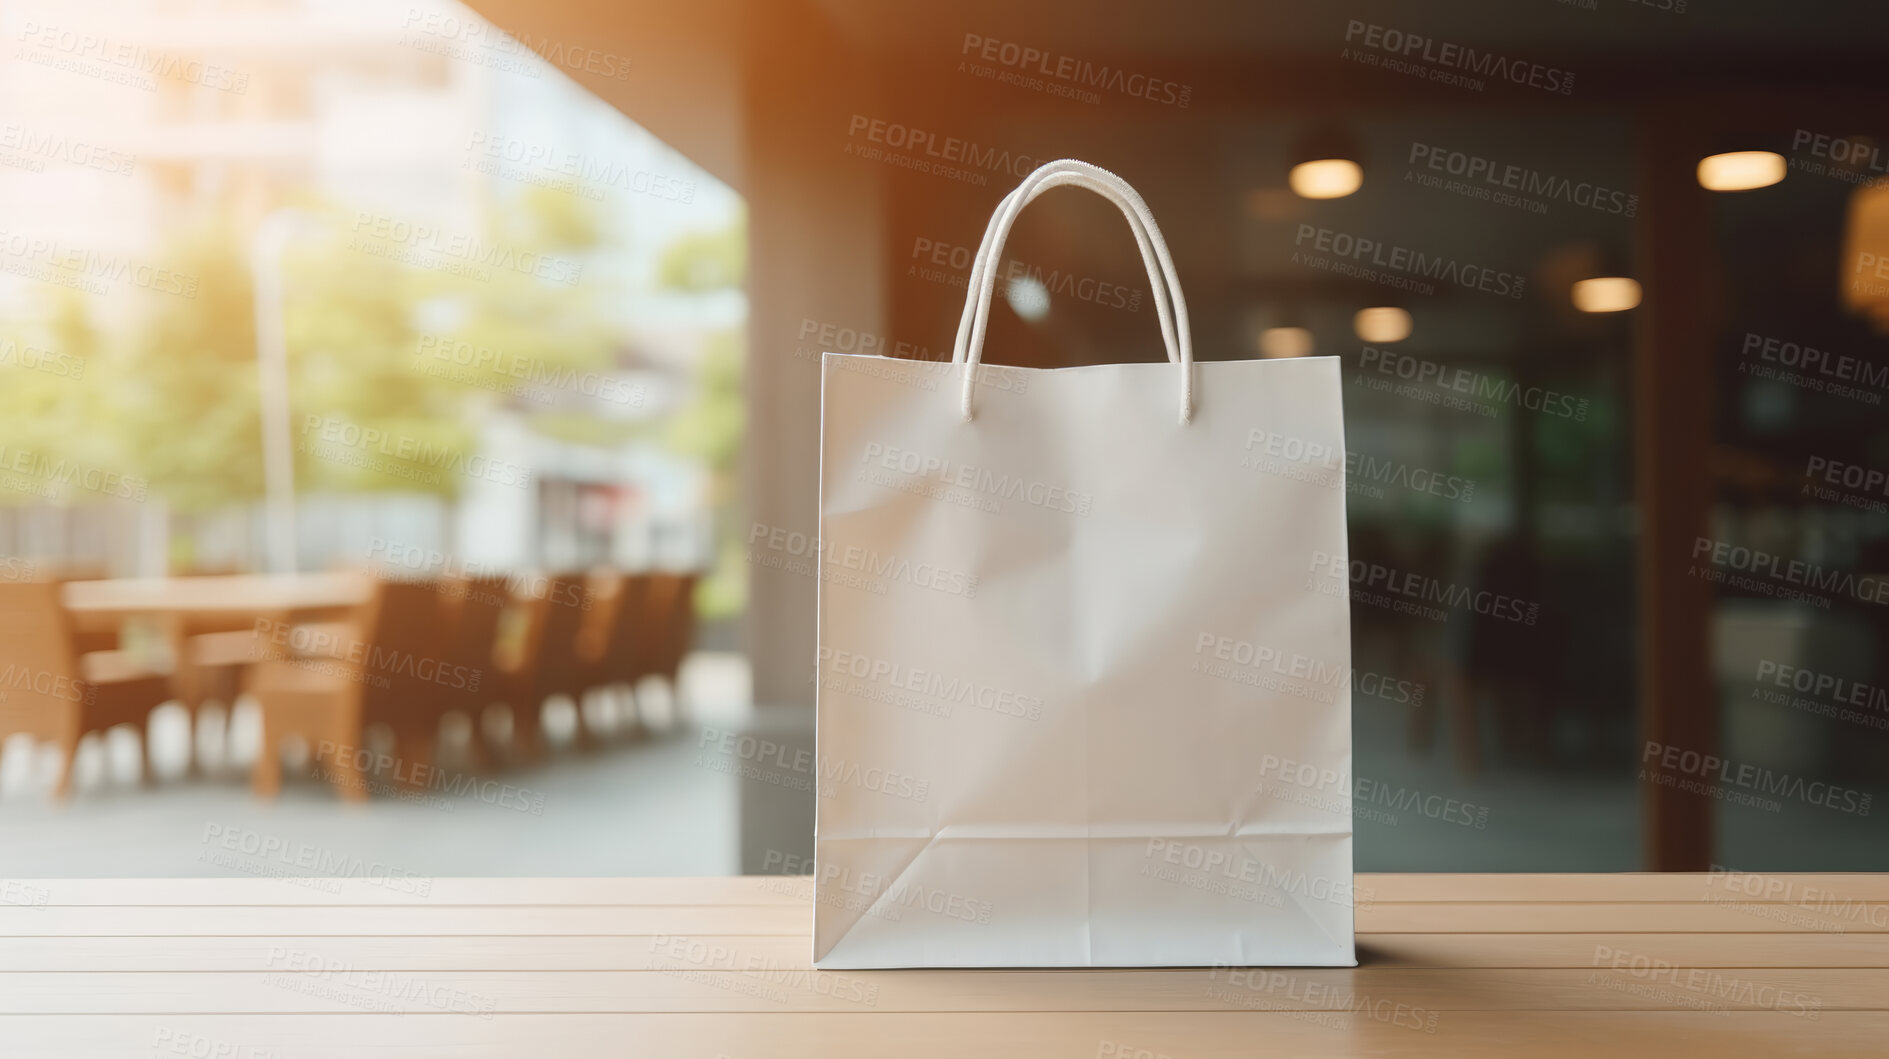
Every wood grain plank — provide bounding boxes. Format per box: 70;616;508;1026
0;1011;1877;1059
0;905;806;937
0;967;1870;1015
9;874;1886;1059
23;877;811;907
1359;932;1889;969
7;900;1884;937
0;934;814;972
1361;873;1889;903
1358;901;1889;933
23;874;1887;908
5;932;1885;973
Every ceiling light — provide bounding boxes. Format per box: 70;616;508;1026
1571;277;1642;313
1289;159;1363;200
1697;151;1786;192
1259;326;1315;358
1353;307;1412;343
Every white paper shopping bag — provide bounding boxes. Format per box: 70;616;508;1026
813;160;1354;969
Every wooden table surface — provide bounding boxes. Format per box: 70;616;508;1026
60;572;373;639
3;873;1883;1057
61;572;372;619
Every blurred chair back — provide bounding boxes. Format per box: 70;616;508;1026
355;578;450;725
584;571;650;688
526;572;591;702
438;574;509;726
645;572;700;685
1;579;173;796
247;575;446;800
0;580;80;742
494;572;589;757
442;575;509;684
39;566;118;655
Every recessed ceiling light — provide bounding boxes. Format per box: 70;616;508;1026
1571;276;1642;313
1353;307;1412;343
1288;159;1363;200
1697;151;1786;192
1259;326;1315;358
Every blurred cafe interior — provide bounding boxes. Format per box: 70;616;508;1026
2;0;1888;878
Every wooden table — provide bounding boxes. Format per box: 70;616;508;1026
61;572;372;631
3;873;1883;1057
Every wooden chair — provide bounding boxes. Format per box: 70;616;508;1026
0;580;174;798
492;573;590;759
166;565;265;712
643;572;700;713
174;601;370;778
44;565;118;656
574;570;649;736
247;579;445;801
436;574;511;770
169;612;260;724
56;567;247;780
